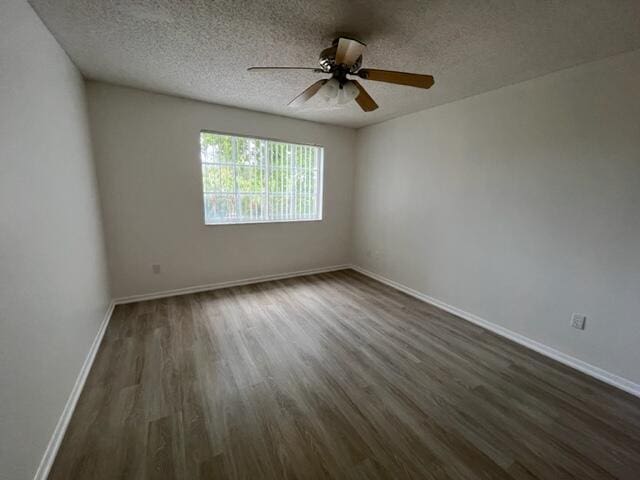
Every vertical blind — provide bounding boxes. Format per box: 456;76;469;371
200;132;323;224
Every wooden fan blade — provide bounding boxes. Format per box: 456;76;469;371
335;37;366;67
352;80;378;112
356;69;434;89
288;80;328;107
248;66;322;72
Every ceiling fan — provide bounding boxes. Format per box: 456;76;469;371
248;37;434;112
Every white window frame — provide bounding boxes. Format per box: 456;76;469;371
199;130;324;226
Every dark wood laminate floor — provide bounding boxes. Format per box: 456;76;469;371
50;269;640;479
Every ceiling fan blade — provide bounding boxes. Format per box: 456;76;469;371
248;66;322;72
288;79;328;107
352;80;378;112
356;69;434;89
335;37;366;67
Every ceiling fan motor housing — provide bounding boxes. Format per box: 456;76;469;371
318;39;363;75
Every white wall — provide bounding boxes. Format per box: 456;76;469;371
0;1;111;479
87;82;356;299
352;49;640;385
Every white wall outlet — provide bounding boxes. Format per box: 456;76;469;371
152;264;161;274
570;313;586;330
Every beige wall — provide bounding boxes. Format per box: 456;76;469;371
87;82;356;298
352;50;640;385
0;1;111;478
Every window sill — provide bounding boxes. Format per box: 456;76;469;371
204;218;323;226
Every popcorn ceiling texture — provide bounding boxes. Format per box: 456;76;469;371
28;0;640;128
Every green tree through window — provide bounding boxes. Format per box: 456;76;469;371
200;132;323;224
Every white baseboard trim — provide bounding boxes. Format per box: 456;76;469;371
33;301;116;480
114;264;351;305
351;265;640;398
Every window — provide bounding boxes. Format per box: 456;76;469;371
200;132;323;225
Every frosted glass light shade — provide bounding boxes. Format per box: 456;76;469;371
337;81;359;104
317;79;359;106
319;78;340;101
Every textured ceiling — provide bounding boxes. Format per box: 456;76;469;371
28;0;640;128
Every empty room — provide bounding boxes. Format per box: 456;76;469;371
2;0;640;478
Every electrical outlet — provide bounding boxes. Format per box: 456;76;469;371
152;264;161;274
570;313;586;330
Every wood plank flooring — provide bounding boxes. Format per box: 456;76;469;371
49;269;640;479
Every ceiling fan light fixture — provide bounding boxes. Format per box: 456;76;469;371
318;78;340;101
337;81;359;104
318;79;359;106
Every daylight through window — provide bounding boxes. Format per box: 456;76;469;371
200;132;323;224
